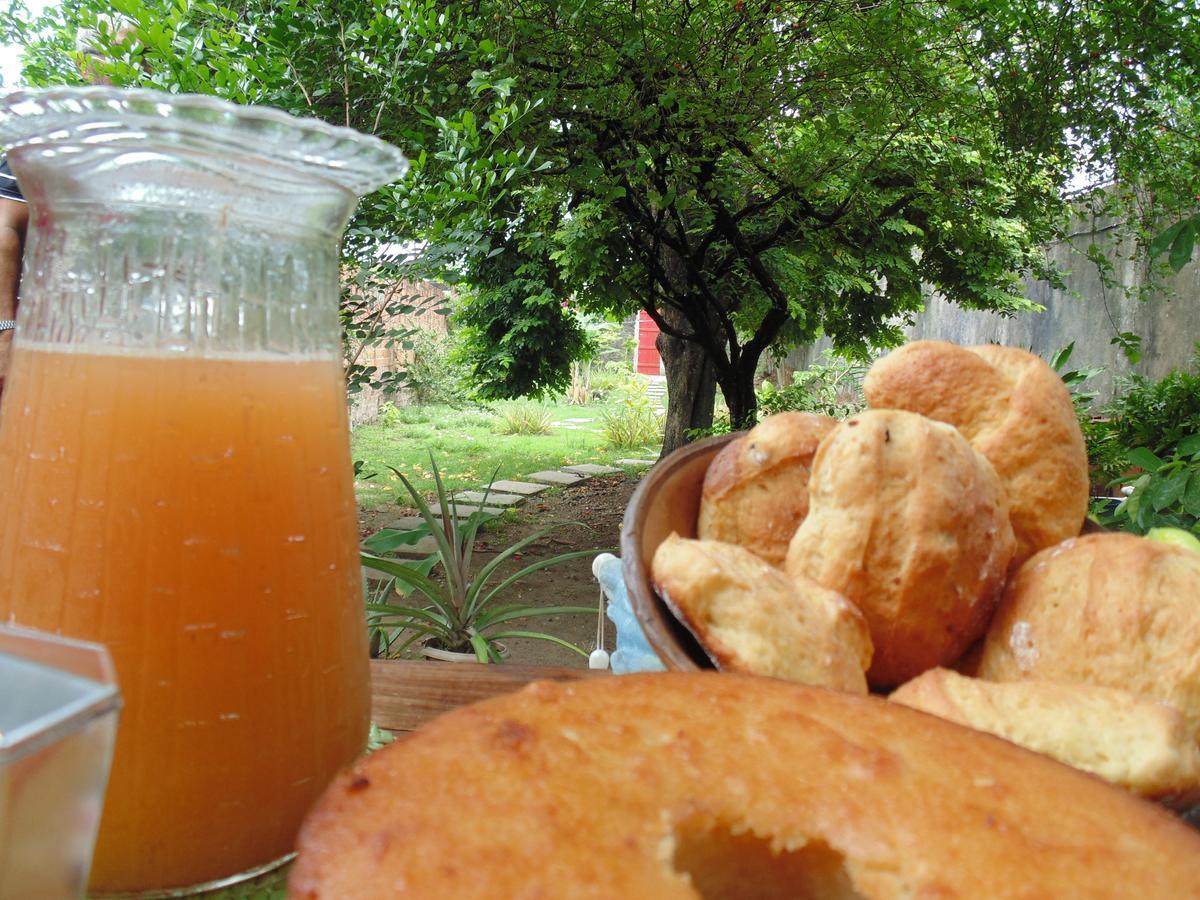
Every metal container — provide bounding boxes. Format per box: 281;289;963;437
0;624;120;898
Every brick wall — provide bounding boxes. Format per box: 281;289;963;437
347;279;451;426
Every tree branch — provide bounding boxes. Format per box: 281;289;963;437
708;192;792;321
338;18;351;127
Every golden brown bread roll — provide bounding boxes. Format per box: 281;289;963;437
651;534;872;692
891;667;1200;806
289;673;1200;899
785;409;1015;688
697;412;838;565
978;532;1200;740
863;340;1089;565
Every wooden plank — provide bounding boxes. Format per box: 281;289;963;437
369;659;608;733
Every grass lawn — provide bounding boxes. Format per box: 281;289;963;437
351;400;661;508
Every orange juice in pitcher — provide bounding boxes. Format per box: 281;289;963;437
0;87;406;895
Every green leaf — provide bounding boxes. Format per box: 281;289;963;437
1148;469;1190;511
391;629;436;657
1150;219;1189;257
468;632;491;663
474;604;596;630
364;604;449;628
394;462;463;601
1110;333;1142;365
1168;223;1196;273
464;522;579;617
486;630;588;657
1050;342;1074;372
458;465;503;577
1127;447;1165;472
361;553;458;623
1178;434;1200;458
362;526;432;553
475;548;608;616
1182;470;1200;517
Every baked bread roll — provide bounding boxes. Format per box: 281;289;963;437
289;673;1200;899
862;340;1089;565
785;409;1015;688
697;412;838;565
891;667;1200;806
978;532;1200;739
651;534;872;692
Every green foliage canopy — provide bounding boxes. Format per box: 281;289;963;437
5;0;1196;434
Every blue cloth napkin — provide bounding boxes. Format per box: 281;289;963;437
592;553;666;674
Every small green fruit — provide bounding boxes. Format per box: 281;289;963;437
1146;527;1200;554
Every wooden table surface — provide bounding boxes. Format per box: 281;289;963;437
369;658;609;732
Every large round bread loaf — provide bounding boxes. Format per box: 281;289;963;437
289;673;1200;898
863;340;1089;564
785;409;1015;687
698;412;837;565
978;532;1200;739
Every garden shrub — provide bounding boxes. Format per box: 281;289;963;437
585;361;646;402
1075;349;1200;490
1047;343;1121;489
377;403;405;427
452;407;502;430
1100;354;1200;459
1081;418;1130;490
759;350;869;420
495;401;554;435
1084;349;1200;536
601;386;662;449
404;329;471;406
687;350;868;440
390;404;434;425
1091;436;1200;536
566;316;635;404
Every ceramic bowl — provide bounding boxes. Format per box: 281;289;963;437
619;428;1108;672
618;432;741;670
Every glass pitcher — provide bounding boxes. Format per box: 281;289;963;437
0;87;406;895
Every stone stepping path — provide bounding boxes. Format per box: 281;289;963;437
527;470;584;485
386;516;434;531
453;490;525;507
387;535;440;558
563;463;622;475
374;460;634;560
445;505;507;517
385;512;501;531
616;458;657;467
488;480;550;495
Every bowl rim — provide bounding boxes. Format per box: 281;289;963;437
619;431;742;671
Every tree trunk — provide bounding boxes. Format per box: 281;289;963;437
722;365;759;433
657;305;716;456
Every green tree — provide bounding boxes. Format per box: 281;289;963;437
952;1;1200;326
4;0;557;394
6;0;1196;449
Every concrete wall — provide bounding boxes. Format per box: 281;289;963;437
780;211;1200;402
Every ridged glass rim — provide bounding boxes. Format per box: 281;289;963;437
0;85;408;196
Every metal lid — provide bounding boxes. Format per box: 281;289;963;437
0;625;121;762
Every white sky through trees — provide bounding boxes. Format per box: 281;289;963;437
1;0;58;87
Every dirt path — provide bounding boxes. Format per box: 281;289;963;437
358;473;639;667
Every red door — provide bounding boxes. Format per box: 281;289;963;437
635;310;662;375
